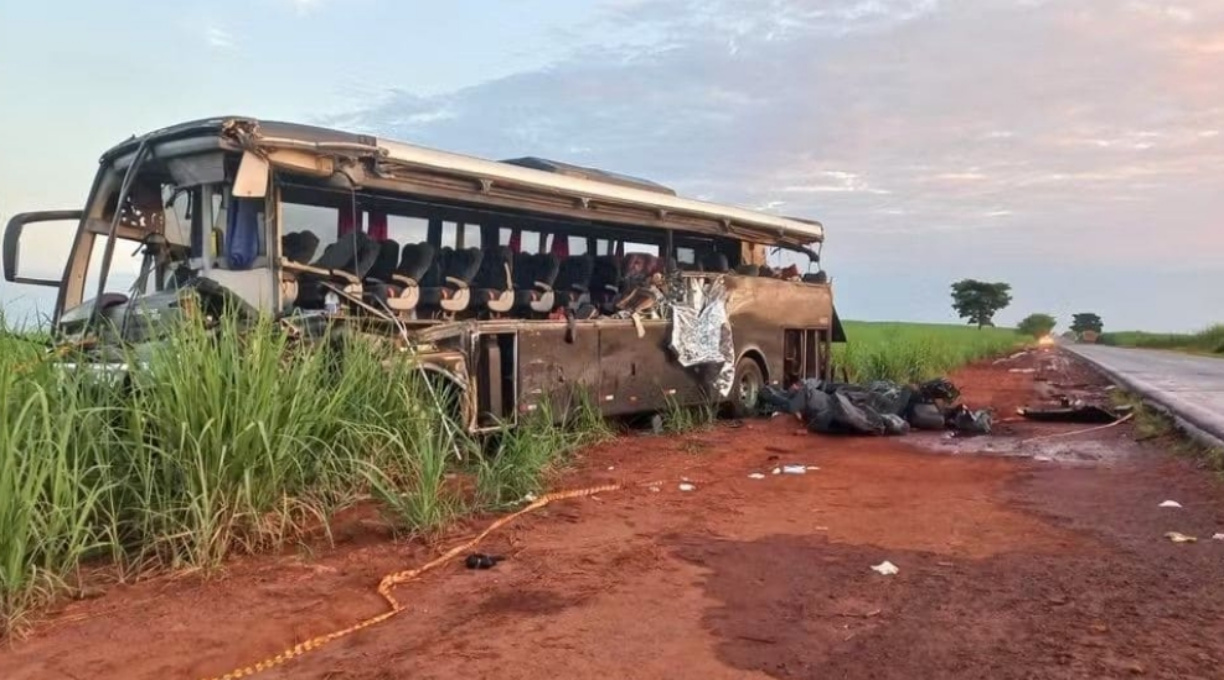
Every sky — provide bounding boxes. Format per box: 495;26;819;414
1;0;1222;332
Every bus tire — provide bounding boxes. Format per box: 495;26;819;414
728;356;764;419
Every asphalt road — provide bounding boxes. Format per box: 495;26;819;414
1065;343;1224;448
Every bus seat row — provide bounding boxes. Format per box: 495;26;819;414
277;233;823;317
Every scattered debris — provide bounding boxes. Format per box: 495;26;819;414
648;485;661;493
772;467;782;475
806;465;821;471
1158;500;1183;508
1212;533;1224;541
1165;532;1197;544
871;560;900;576
950;405;993;436
1008;368;1036;374
1034;455;1054;462
678;483;696;492
465;554;505;570
607;466;615;471
522;492;538;503
747;473;766;480
782;465;807;475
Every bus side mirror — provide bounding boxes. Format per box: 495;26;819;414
233;151;270;198
4;210;84;286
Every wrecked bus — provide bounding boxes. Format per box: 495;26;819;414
3;116;843;430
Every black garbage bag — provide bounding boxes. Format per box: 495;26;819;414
950;405;992;435
917;378;960;403
803;389;834;432
864;380;915;417
881;414;911;435
809;392;887;435
908;402;947;431
759;385;794;415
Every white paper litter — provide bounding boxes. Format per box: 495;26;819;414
772;467;782;475
523;492;538;502
1165;531;1197;544
782;465;807;475
806;466;821;471
871;561;900;576
748;473;766;480
1159;500;1183;508
679;483;696;492
1212;533;1224;541
1034;456;1053;462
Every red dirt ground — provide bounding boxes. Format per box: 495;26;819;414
4;347;1224;680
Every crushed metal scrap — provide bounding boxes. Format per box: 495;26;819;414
760;377;993;436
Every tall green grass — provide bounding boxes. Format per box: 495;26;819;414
0;313;615;635
834;321;1024;383
1100;325;1224;355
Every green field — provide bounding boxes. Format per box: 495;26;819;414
0;317;1021;635
834;321;1025;384
1100;325;1224;355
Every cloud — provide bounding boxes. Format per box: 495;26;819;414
205;26;236;50
322;0;1224;330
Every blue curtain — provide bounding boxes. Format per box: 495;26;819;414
225;197;261;270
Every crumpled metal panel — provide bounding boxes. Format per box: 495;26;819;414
670;277;736;397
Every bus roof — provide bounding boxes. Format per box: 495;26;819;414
103;116;825;245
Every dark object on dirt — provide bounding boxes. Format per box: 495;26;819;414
465;554;505;570
917;378;960;403
909;403;947;431
1020;404;1118;424
950;405;992;435
765;377;966;437
807;392;891;435
881;414;911;435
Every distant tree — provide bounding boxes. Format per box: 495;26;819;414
1071;313;1104;335
1017;313;1057;339
950;279;1013;329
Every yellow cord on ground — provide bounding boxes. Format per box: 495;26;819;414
203;483;623;680
1020;412;1135;444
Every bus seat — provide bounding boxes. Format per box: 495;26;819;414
362;239;400;306
702;253;730;273
366;240;400;283
398;242;435;282
291;232;380;309
590;255;623;313
514;252;560;314
552;254;594;309
281;231;319;264
473;246;515;313
419;246;483;313
385;242;435;313
802;271;829;284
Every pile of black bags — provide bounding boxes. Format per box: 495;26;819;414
760;377;991;436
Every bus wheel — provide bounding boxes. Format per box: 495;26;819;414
728;357;764;419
